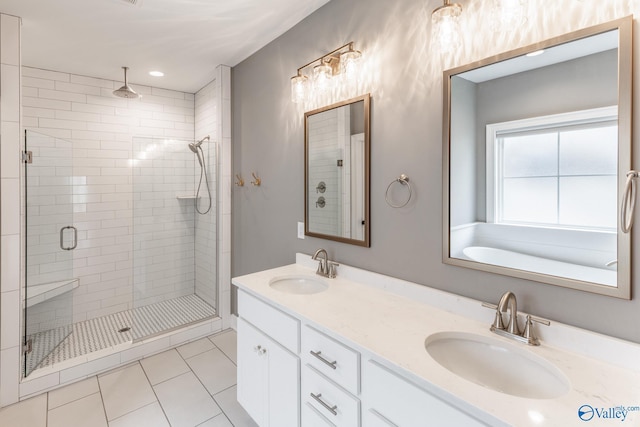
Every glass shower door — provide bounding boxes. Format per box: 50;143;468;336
23;130;75;376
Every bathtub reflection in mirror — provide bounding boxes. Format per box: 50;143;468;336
443;17;632;298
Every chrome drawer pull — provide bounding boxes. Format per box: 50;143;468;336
310;393;337;416
310;350;337;370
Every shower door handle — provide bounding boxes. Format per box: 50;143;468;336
60;226;78;251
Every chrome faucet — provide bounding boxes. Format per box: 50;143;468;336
497;291;520;335
312;248;328;275
482;291;550;346
312;248;339;278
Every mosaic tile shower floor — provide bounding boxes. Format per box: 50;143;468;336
26;294;216;374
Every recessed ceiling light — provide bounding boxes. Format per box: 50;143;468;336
526;50;545;57
149;70;164;77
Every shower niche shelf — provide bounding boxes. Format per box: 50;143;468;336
176;195;201;200
26;279;79;308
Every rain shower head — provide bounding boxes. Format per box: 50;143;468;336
113;67;140;99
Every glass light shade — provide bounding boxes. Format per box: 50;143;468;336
492;0;527;31
432;1;462;53
290;73;307;104
313;62;333;92
340;47;362;78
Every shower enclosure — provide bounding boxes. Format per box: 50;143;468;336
23;130;218;377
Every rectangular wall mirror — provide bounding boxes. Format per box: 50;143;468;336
305;94;371;246
443;17;632;298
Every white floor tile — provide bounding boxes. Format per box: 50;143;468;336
0;393;47;427
48;392;107;427
108;401;169;427
98;363;157;421
209;330;236;364
213;386;258;427
48;376;99;409
176;337;215;360
186;348;236;396
197;414;233;427
140;349;190;385
153;371;222;427
2;329;246;427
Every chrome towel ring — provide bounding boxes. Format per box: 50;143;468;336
385;174;412;208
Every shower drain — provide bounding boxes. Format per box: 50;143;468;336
118;326;131;333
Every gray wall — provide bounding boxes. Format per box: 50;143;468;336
232;0;640;343
450;76;477;227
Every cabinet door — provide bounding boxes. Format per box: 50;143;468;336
238;317;300;427
237;318;268;426
267;338;300;427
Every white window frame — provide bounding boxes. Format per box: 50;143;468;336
486;105;618;228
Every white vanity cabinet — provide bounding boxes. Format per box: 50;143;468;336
237;288;487;427
237;291;300;427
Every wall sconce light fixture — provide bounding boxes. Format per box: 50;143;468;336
432;0;463;53
290;42;362;104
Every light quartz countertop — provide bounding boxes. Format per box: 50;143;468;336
232;254;640;426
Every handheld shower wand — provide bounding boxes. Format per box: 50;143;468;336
189;141;204;167
189;136;212;215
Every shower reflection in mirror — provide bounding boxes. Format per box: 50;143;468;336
305;94;370;247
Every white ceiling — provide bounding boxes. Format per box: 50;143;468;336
1;0;329;93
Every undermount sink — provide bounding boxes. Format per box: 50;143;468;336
269;275;328;295
425;332;570;399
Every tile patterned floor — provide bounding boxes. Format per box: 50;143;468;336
1;330;257;427
27;294;216;375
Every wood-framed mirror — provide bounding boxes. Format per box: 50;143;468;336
443;17;632;298
305;94;371;247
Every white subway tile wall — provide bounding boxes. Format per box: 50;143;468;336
131;136;196;309
194;79;218;309
0;13;22;407
217;65;232;330
307;107;345;236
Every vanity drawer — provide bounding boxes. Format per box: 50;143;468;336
362;360;487;427
302;402;337;427
302;325;360;394
302;365;360;427
238;290;300;353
